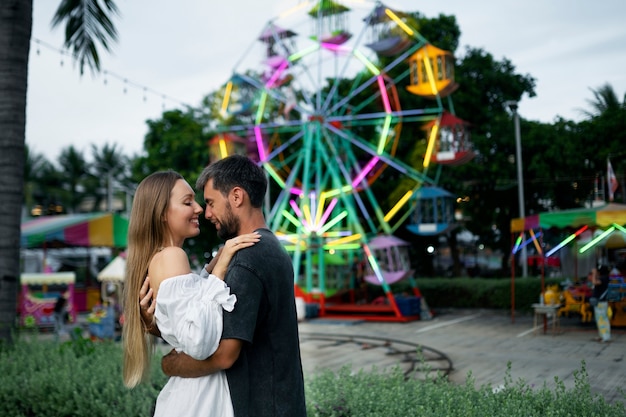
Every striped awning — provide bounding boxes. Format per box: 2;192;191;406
21;213;128;248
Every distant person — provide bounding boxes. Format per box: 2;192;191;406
122;170;260;416
590;266;611;342
141;156;307;416
53;295;68;338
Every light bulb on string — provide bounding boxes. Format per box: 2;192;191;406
30;36;193;110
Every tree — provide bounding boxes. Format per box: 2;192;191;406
430;46;537;273
57;145;90;213
24;144;65;215
135;109;211;182
580;83;625;118
135;109;218;264
578;85;626;202
24;144;47;213
0;0;119;342
89;142;130;212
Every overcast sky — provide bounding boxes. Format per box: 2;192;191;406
26;0;626;162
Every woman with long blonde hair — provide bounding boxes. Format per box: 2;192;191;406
122;170;259;416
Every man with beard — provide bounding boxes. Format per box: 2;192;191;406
143;155;306;416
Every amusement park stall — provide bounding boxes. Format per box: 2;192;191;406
510;203;626;326
20;212;128;315
19;272;76;328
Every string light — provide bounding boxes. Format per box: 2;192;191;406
31;37;194;110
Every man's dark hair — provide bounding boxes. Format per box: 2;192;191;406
196;155;267;208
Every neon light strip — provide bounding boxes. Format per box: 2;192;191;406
385;9;414;36
220;81;233;115
322;243;361;250
255;91;267;125
275;232;301;243
302;204;313;230
265;60;288;88
363;244;384;284
423;119;439;168
512;233;523;254
614;223;626;234
376;116;392;154
309;192;317;226
263;163;285;188
281;210;302;228
383;190;414;222
512;232;543;255
289;200;304;218
422;53;438;97
579;226;614;254
352;157;379;187
317;198;338;229
376;76;391;112
315;192;328;226
322;185;353;199
289;44;319;62
529;229;543;255
322;231;352;238
545;225;588;256
353;50;380;76
318;211;348;234
325;233;362;247
254;126;267;161
218;138;228;159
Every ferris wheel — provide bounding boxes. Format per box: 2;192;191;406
211;0;473;321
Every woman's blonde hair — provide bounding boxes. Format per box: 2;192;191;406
122;170;183;388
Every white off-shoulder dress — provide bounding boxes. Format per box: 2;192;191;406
153;273;236;417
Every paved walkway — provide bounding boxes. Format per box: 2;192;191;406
298;309;626;404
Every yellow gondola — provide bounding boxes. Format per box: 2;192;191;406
407;44;458;99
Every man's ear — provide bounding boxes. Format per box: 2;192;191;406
230;186;245;208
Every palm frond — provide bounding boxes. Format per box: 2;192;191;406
51;0;120;75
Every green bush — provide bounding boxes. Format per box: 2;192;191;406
3;332;623;416
306;362;626;416
0;330;166;417
391;276;563;312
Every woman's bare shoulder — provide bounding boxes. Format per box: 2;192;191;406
149;247;192;289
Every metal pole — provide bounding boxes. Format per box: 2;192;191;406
512;105;528;277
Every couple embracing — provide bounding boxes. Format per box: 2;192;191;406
122;155;306;416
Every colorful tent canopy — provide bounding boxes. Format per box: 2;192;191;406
511;203;626;232
97;254;126;282
21;213;128;248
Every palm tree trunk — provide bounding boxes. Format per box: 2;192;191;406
0;0;32;342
